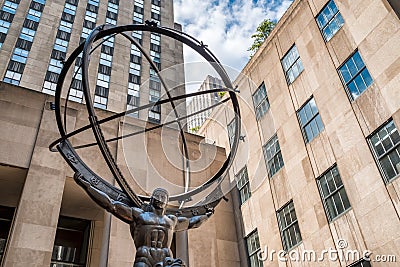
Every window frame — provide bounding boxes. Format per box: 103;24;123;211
316;0;345;41
317;165;352;222
235;166;251;205
296;96;324;143
367;119;400;183
276;201;302;251
281;44;304;85
245;230;263;267
252;82;270;121
263;134;284;178
337;50;373;101
227;118;236;147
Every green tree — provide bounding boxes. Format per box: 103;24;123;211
248;19;276;56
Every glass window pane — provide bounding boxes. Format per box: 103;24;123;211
299;109;307;125
334;192;345;215
326;196;338;219
339;188;351;211
320;177;330;197
360;68;373;88
348;81;359;99
347;58;358;77
316;115;324;132
388;150;400;175
354;74;367;94
340;66;351;83
380;156;396;181
353;51;364;70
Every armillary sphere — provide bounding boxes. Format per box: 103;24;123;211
49;21;241;218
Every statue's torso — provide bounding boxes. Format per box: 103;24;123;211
131;212;176;249
131;212;177;266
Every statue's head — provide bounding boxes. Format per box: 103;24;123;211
150;188;169;210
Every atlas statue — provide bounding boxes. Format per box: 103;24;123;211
50;21;241;267
74;174;211;267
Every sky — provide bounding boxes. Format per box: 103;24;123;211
173;0;294;74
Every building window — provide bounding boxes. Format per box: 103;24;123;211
0;205;15;262
51;216;91;267
297;97;324;143
252;82;270;120
347;259;372;267
148;78;161;123
277;201;302;251
281;45;304;85
369;119;400;182
263;134;284;178
245;230;263;267
316;0;344;41
338;50;373;100
151;3;161;23
0;0;21;49
227;119;236;147
43;0;79;95
317;165;351;221
3;0;46;85
236;166;251;205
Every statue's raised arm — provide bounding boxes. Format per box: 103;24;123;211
174;209;213;232
73;173;143;223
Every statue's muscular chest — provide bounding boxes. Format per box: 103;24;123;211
137;212;176;229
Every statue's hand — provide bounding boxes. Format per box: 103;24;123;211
73;173;90;188
205;208;214;217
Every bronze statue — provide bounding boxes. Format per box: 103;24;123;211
74;174;212;267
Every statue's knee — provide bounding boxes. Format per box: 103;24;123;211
133;262;150;267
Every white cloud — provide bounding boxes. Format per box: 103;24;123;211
174;0;293;74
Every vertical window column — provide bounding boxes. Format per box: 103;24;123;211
42;0;79;95
0;0;21;49
4;0;46;85
126;0;143;117
148;77;161;122
151;0;161;25
69;0;100;103
148;32;161;123
94;0;119;109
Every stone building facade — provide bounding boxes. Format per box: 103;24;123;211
0;0;240;266
200;0;400;266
